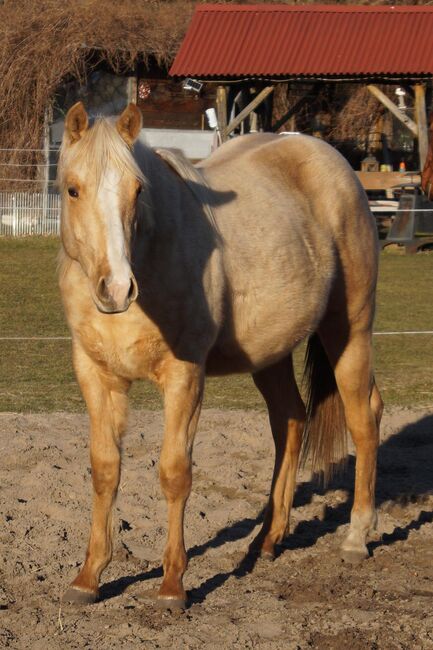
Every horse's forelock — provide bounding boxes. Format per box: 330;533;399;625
58;118;146;190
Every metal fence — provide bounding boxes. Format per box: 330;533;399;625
0;192;60;236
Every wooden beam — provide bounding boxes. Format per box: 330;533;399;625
367;85;418;136
216;85;228;142
271;89;316;132
414;83;428;170
223;86;274;139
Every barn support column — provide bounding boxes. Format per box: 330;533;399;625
216;86;228;142
127;64;138;104
414;83;428;170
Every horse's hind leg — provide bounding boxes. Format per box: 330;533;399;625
63;344;129;604
250;356;305;558
320;321;383;563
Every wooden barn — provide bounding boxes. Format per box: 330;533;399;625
50;56;217;161
170;4;433;192
2;2;433;194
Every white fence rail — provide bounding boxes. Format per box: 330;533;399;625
0;192;61;236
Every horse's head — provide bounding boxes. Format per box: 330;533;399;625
58;102;144;313
421;115;433;201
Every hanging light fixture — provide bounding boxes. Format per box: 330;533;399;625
395;87;407;111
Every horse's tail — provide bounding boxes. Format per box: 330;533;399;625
300;333;347;483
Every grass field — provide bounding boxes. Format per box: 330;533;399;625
1;238;432;412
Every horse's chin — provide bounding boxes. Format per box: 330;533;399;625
93;299;132;315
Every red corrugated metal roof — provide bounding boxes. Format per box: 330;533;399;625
170;4;433;78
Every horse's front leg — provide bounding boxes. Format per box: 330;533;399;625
63;343;129;604
157;359;204;609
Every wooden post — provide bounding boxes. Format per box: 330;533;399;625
216;86;228;142
368;115;383;153
271;84;321;132
39;105;52;197
414;83;428;170
127;63;138;104
223;86;274;139
367;85;418;136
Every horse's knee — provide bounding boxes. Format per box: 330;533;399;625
91;454;120;496
159;456;192;503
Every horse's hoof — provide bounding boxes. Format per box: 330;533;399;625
62;586;98;605
248;541;275;561
156;595;187;610
340;547;369;565
252;549;275;562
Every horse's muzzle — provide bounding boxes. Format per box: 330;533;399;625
94;274;139;314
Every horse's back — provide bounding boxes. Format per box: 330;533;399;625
200;133;372;231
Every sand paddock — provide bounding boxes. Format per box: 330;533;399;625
1;407;432;649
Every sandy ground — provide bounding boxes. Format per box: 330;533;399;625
0;406;433;649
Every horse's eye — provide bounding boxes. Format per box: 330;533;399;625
68;187;79;198
136;184;142;196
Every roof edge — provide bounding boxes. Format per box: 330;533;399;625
196;3;433;12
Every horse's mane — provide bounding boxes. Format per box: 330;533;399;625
154;148;220;235
57;118;146;189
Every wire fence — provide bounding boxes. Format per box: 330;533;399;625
0;147;61;236
0;147;59;190
0;192;61;236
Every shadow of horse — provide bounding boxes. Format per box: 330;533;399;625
100;413;433;605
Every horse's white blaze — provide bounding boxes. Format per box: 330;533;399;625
98;168;131;298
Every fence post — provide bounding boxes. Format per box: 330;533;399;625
12;195;16;236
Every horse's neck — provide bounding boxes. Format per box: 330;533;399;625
132;147;218;293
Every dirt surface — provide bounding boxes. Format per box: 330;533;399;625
1;407;433;649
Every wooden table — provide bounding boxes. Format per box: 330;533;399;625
356;171;420;195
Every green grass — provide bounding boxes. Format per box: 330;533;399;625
1;238;432;412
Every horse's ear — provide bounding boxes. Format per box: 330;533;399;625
64;102;89;144
116;103;142;146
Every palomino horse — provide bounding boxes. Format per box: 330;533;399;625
58;102;383;609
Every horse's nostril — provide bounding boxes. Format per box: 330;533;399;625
96;277;110;302
128;276;139;302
